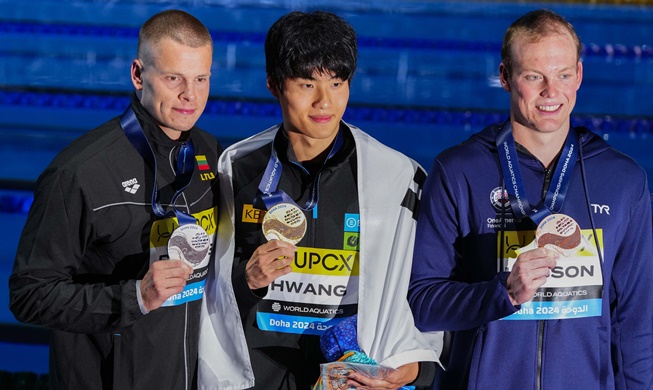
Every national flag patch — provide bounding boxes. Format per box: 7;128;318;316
195;155;210;171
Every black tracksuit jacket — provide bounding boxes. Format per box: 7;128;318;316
9;96;221;389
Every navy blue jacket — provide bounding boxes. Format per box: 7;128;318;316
409;124;653;389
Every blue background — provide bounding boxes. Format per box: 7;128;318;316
1;0;651;377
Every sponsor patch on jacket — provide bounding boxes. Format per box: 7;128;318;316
490;186;510;211
343;214;360;250
344;214;359;232
242;204;266;223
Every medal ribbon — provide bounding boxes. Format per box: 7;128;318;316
496;122;578;225
120;106;197;226
256;129;344;211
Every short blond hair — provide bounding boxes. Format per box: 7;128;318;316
501;9;581;77
137;9;213;63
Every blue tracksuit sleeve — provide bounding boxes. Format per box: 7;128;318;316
611;177;653;389
408;158;517;332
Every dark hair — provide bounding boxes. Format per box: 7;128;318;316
265;11;357;92
138;9;213;62
501;9;581;77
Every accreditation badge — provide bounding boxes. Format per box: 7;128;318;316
167;223;211;269
262;202;307;244
503;213;603;321
255;211;359;336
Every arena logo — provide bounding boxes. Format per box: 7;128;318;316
122;177;140;194
490;186;510;211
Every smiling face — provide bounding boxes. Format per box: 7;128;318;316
499;31;582;142
269;70;350;160
131;37;212;140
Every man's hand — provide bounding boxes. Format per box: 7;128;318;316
141;259;193;312
507;247;559;305
346;362;419;390
245;239;296;290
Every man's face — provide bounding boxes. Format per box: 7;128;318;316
500;32;582;137
131;38;212;140
270;70;350;148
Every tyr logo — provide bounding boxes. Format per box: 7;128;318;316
591;204;610;215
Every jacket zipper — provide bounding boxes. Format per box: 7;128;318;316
184;303;189;390
537;165;552;390
171;144;191;390
113;332;121;390
536;320;544;390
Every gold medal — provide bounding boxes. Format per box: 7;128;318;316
261;203;307;244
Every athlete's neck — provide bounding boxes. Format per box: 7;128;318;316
286;131;337;163
512;123;569;168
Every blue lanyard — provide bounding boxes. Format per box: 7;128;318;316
256;129;344;211
120;106;197;226
496;122;578;225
